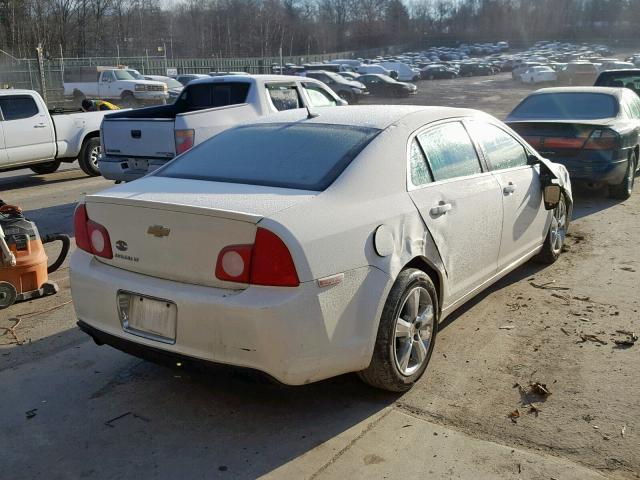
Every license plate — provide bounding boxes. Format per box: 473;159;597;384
118;292;177;344
130;158;148;170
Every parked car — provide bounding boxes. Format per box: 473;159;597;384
338;71;361;81
303;70;368;103
511;62;544;81
458;63;494;77
594;69;640;95
507;87;640;199
357;64;397;79
557;62;599;85
599;61;635;73
63;66;168;107
520;66;558;84
71;105;572;392
357;74;417;97
144;75;184;102
174;74;210;86
420;65;458;80
208;71;248;77
380;62;420;81
0;89;109;176
98;75;345;182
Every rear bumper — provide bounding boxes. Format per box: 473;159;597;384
541;149;629;185
99;155;169;182
70;251;389;385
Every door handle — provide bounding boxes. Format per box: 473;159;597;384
503;182;517;195
34;124;46;128
430;202;452;216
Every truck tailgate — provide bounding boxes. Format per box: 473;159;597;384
102;118;176;159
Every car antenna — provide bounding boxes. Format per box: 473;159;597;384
306;104;319;119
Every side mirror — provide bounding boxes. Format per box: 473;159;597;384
543;184;562;210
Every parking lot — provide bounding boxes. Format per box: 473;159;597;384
1;73;639;480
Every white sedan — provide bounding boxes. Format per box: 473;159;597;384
70;106;572;391
521;66;558;84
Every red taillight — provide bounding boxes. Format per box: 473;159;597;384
73;203;113;259
74;204;91;252
175;129;195;155
215;228;299;287
584;129;620;150
251;228;299;287
215;245;252;283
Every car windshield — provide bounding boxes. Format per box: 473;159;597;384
163;78;183;89
113;70;136;80
598;74;640;88
156;123;381;191
127;70;144;79
509;93;618;120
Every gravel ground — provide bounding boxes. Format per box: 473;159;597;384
0;73;638;479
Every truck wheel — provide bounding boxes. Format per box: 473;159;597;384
30;160;61;175
73;90;85;108
120;91;138;108
78;137;101;177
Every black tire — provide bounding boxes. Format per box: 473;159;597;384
0;281;17;309
358;269;438;392
534;194;569;264
609;153;636;200
73;90;85;108
78;137;101;177
338;91;353;103
120;91;138;108
30;160;61;175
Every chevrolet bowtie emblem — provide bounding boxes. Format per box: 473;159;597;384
147;225;171;238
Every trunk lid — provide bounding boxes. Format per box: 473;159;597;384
508;120;614;157
84;177;316;289
102;118;176;159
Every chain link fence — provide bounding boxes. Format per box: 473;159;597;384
0;45;404;107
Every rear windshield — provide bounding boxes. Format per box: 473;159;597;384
156;123;380;191
509;93;618;120
597;74;640;89
176;82;250;110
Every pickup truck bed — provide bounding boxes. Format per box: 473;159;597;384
98;74;345;182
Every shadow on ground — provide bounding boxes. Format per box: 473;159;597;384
1;325;398;479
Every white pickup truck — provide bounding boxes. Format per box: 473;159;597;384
98;74;345;182
0;89;111;176
63;67;168;107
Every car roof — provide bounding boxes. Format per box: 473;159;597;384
527;86;624;98
249;105;481;130
0;89;34;96
187;74;310;86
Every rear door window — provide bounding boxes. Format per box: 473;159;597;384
266;84;302;111
303;84;337;107
417;122;482;181
409;138;432;186
0;95;39;121
466;122;529;170
177;82;250;111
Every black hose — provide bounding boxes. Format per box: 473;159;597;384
42;233;71;274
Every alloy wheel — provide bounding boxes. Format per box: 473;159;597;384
550;197;567;255
90;145;101;169
394;286;435;376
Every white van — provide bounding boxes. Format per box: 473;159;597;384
379;62;420;82
331;59;362;69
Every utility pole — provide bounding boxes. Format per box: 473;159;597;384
36;44;47;105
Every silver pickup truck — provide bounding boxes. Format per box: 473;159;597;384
98;75;345;182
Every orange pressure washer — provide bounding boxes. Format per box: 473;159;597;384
0;202;70;309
